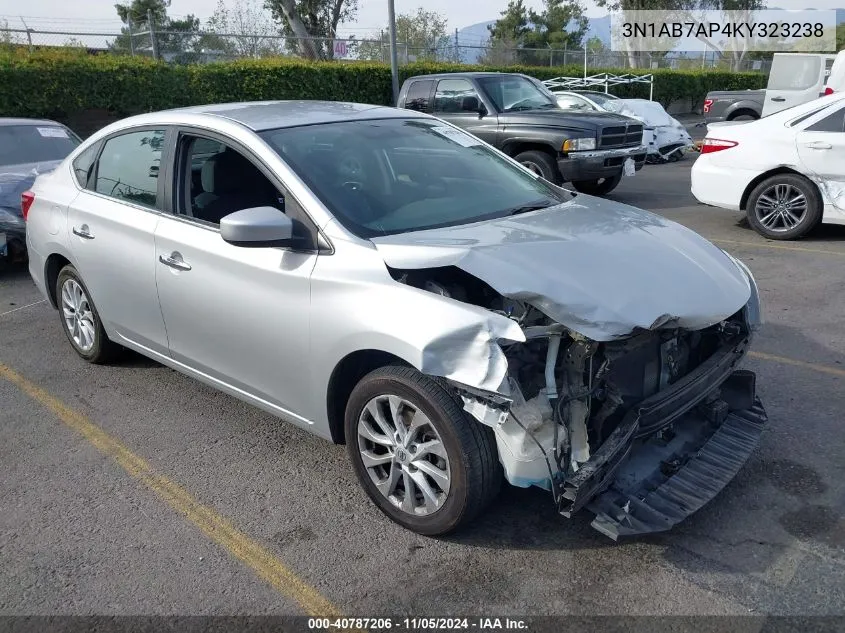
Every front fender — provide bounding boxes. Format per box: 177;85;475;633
307;237;525;429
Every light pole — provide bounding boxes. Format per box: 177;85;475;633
388;0;399;104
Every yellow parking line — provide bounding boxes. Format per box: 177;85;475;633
713;238;845;257
748;351;845;378
0;362;344;618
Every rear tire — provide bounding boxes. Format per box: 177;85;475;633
746;173;822;240
56;265;121;364
571;174;623;196
514;150;561;184
344;366;502;535
728;111;758;122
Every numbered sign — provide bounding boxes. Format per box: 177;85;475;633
333;40;348;58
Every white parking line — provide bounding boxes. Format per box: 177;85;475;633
0;299;46;318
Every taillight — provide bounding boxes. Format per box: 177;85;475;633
824;86;834;96
700;138;738;154
21;191;35;221
703;98;713;113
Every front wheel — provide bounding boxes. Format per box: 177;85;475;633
345;366;502;535
746;174;822;240
514;150;561;184
571;174;623;196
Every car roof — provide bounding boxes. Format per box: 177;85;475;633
0;117;65;127
405;72;522;81
161;100;427;131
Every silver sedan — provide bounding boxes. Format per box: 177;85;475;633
25;101;766;538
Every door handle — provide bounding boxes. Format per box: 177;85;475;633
771;97;786;102
72;226;94;239
804;141;833;150
158;253;192;271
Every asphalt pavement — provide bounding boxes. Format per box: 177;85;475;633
1;160;844;620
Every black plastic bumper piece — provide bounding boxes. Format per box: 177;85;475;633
586;397;767;540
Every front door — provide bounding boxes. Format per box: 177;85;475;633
431;78;500;145
154;132;318;422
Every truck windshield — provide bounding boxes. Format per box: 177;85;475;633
260;118;570;238
477;76;559;112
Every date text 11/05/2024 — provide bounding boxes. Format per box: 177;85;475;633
308;618;529;630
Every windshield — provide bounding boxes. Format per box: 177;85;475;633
0;125;80;167
582;92;617;107
260;118;569;238
477;76;559;112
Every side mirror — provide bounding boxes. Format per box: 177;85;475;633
461;96;486;116
220;206;295;248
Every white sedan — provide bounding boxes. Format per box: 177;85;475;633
692;92;845;239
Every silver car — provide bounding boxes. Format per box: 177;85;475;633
25;101;766;538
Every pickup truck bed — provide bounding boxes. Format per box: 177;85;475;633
703;90;765;124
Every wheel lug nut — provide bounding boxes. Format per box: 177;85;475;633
408;445;416;454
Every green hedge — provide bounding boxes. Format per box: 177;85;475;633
0;48;766;124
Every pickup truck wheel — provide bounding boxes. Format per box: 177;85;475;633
746;173;822;240
571;174;622;196
345;366;502;535
514;150;561;184
727;110;758;122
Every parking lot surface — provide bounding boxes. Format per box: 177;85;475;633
1;160;844;617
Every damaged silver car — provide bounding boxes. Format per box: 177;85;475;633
25;102;766;538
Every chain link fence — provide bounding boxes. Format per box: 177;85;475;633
0;26;770;72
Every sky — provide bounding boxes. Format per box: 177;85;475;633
0;0;840;40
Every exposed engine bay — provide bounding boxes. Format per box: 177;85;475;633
392;264;765;538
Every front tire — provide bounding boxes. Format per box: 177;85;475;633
344;366;502;535
56;265;121;363
746;173;822;240
571;174;623;196
514;150;561;184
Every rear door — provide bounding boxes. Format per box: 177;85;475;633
796;103;845;198
431;78;500;145
66;127;170;353
763;54;828;116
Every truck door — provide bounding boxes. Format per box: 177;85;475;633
431;78;500;146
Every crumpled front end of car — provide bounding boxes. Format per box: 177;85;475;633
374;201;767;539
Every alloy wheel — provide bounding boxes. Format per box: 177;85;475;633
61;278;96;352
356;395;451;516
754;183;807;233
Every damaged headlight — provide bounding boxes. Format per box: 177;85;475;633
722;251;762;332
562;137;596;152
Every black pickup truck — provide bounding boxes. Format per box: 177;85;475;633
397;72;647;195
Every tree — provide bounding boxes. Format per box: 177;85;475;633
111;0;202;59
693;0;766;71
487;0;588;66
357;8;449;62
202;0;285;59
264;0;358;60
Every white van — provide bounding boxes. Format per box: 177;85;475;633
823;49;845;95
761;52;837;117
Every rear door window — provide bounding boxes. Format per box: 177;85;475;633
404;80;434;112
93;129;165;209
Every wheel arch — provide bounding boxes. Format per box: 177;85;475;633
500;140;559;159
726;108;760;121
44;253;73;309
740;167;821;210
326;349;411;445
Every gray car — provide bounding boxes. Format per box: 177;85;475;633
25;101;766;538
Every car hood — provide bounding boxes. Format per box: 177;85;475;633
0;160;60;214
371;197;751;341
499;109;640;129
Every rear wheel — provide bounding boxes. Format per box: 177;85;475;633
728;110;758;122
344;366;501;535
571;174;623;196
746;173;822;240
56;265;121;363
514;150;561;184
